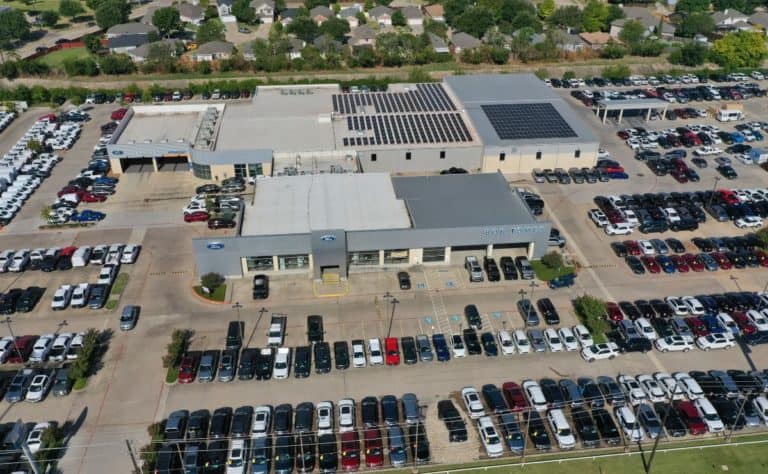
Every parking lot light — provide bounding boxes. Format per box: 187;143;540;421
706;176;722;209
528;281;540;302
232;302;243;339
4;317;23;362
730;275;741;292
386;298;399;338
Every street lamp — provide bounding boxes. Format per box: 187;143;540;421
387;298;399;338
730;275;741;292
528;281;540;302
233;302;243;339
4;317;23;362
706;176;722;210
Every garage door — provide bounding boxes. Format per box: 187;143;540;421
494;243;530;258
449;245;486;264
120;158;154;173
157;156;189;172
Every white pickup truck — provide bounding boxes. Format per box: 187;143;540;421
273;347;291;380
267;315;287;347
51;285;73;311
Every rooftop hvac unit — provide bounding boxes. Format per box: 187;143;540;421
176;138;185;143
160;139;168;143
143;139;152;144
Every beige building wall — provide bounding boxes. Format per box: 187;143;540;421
482;145;598;174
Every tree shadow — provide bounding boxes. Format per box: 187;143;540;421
47;406;89;474
91;328;114;376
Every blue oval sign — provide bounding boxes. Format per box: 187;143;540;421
207;241;225;250
320;234;336;242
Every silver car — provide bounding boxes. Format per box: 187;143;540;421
119;305;139;331
527;329;547;352
218;350;236;382
197;353;217;382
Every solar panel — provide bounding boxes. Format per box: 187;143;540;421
482;103;576;140
347;117;353;130
343;137;348;146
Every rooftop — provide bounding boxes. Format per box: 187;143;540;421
241;173;411;236
116;104;224;148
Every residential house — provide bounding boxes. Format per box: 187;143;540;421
216;0;236;22
659;22;676;39
609;6;657;39
177;2;205;26
711;9;750;31
313;35;343;56
556;32;585;53
579;31;612;50
191;40;235;61
251;0;275;24
126;39;182;62
369;6;393;27
424;4;444;22
401;6;423;26
749;11;768;32
106;22;158;39
428;33;449;53
451;32;481;53
287;38;305;60
339;5;363;29
280;8;299;26
350;25;377;48
310;6;334;25
107;34;151;54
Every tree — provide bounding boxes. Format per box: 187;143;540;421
197;18;226;43
678;12;715;38
201;272;225;291
69;329;99;382
573;295;609;343
95;0;131;31
602;63;631;80
233;0;256;23
618;19;645;46
675;0;710;13
98;54;135;74
538;0;555;19
669;42;709;66
454;6;495;38
152;7;182;37
84;34;102;53
712;31;767;69
547;6;582;29
162;329;191;368
287;17;319;42
319;17;350;41
391;9;406;27
755;227;768;249
40;11;60;27
581;0;609;32
35;425;66;470
713;0;762;14
541;251;564;270
63;57;99;76
0;9;30;49
59;0;85;18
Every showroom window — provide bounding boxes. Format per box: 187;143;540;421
246;256;274;271
371;153;377;162
348;250;379;266
536;151;542;160
499;152;506;161
383;249;409;264
423;247;446;262
248;163;263;177
406;152;411;160
278;254;309;270
440;150;446;159
234;163;247;178
192;163;211;179
575;149;581;158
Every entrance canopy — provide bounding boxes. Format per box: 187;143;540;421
595;98;670;124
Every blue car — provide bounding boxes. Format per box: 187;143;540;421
94;177;118;185
656;255;676;273
731;132;745;143
548;273;576;289
701;315;726;335
608;171;629;179
71;210;106;222
753;130;764;141
431;333;450;362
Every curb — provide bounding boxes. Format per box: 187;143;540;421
190;286;229;305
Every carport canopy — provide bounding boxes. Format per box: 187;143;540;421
595;98;670;124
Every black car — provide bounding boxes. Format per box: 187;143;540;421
274;404;293;435
185;409;210;441
314;342;332;374
39;256;58;272
499;256;518;280
481;384;507;414
0;289;21;314
592;408;621;445
597;376;625;406
726;369;763;395
208;218;236;229
238;348;258;380
577;377;605;408
618;302;641;321
689;371;727;398
650;299;673;318
401;336;418;364
464;304;482;329
540;378;565;408
210;407;233;439
231;406;254;438
665;238;685;253
196;184;220;194
634;300;656;319
653;402;686;437
274;435;295;473
480;332;498;357
87;284;108;309
361;396;379;427
296;433;316;472
525;411;551;450
155;443;181;473
437;400;467;442
397;271;411;290
536;298;560;325
251;436;272;474
255;348;274;380
571;407;600;448
294;346;311;378
317;434;338;472
462;329;482;355
611;242;628;257
307;315;324;343
14;287;43;313
333;341;349;370
711;398;745;430
625;256;645;274
407;423;430;463
252;274;269;299
295;402;314;433
381;395;400;425
203;440;227;472
483;257;500;281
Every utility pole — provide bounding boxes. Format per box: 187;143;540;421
725;397;749;442
528;281;539;302
256;307;268;328
4;317;23;362
233;302;243;340
22;443;40;474
57;319;68;334
125;439;140;473
643;402;673;473
382;291;392;325
387;298;399;338
706;176;722;210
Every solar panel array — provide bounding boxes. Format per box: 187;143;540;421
333;83;472;147
481;103;577;140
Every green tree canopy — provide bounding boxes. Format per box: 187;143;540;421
287;17;319;42
84;33;102;53
669;41;709;66
678;11;716;38
233;0;257;23
538;0;556;19
675;0;710;13
392;10;406;26
582;0;610;32
152;7;182;37
712;31;768;69
318;17;350;41
59;0;86;18
713;0;763;14
40;11;60;27
99;53;136;74
547;6;583;29
0;9;31;48
95;0;131;31
618;19;646;45
196;18;226;43
454;6;495;38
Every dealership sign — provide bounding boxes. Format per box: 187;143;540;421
320;234;337;242
207;241;225;250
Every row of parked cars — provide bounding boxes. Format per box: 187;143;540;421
0;243;138;274
460;369;768;457
183;178;247;229
0;420;61;471
0;111;15;134
549;71;764;90
157;395;428;473
530;163;627;184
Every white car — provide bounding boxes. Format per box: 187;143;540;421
48;333;74;362
90;245;108;264
120;244;140;263
694;398;724;433
580;342;619;362
638;240;655;255
604;223;633;236
573;325;593;348
66;333;84;360
663;208;681;224
615;406;645;442
622;209;640;227
637;374;667;403
451;334;466;358
25;422;50;454
497;330;515;355
558;327;579;352
316;401;334;434
26;373;52;402
543;328;564;352
29;334;55;363
273;347;291;379
589;209;609;227
618;375;648;405
748;310;768;331
70;283;90;308
105;244;123;265
251;405;271;438
351;340;366;368
367;338;383;366
693;146;722;156
547;409;576;449
512;329;531;354
478;416;503;457
634;317;658;341
0;336;15;363
696;333;735;351
522;380;548;411
51;284;72;311
8;248;29;272
681;296;705;315
461;387;485;419
665;297;688;316
97;264;119;285
673;372;704;399
654;335;694;353
716;313;739;337
226;439;246;474
654;372;685;401
753;396;768;425
736;216;764;228
338;399;355;432
0;249;13;272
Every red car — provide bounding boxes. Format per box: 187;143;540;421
110;108;127;121
384;337;400;366
38;113;56;123
641;256;661;273
684;253;705;272
177;353;198;384
718;189;739;205
341;431;360;471
754;250;768;267
732;312;757;335
502;382;530;412
57;186;83;196
675;401;707;435
685;317;708;337
184;211;209;223
624;240;642;256
712;252;732;270
59;246;77;259
605;302;623;322
670;169;688;184
81;192;107;203
617;130;631;139
5;335;37;363
363;428;383;468
670;255;689;273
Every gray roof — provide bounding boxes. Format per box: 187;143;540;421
107;22;158;36
310;6;334;18
353;25;376;40
250;0;274;8
107;34;150;49
217;0;234;6
392;173;536;229
401;6;423;20
452;32;481;49
444;73;599;147
281;8;299;19
750;12;768;27
129;39;182;58
193;148;272;166
595;98;669;110
339;7;358;18
369;6;393;17
288;38;305;52
177;2;204;19
712;9;748;24
314;35;343;51
621;6;657;29
195;40;234;55
428;33;447;49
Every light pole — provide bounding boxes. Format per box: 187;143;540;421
730;275;741;292
4;317;23;362
387;298;399;338
518;289;527;302
232;302;243;339
382;291;392;324
57;320;68;334
528;281;539;302
706;176;722;210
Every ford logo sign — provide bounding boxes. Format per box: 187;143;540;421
207;242;225;250
111;150;124;156
320;234;336;242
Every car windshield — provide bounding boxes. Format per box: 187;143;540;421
704;413;719;421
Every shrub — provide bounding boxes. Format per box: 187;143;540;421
541;251;564;270
573;295;610;343
200;272;224;292
162;329;191;369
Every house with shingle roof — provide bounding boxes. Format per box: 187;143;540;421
401;6;423;26
579;31;612;49
191;40;235;61
369;6;393;26
451;32;481;53
424;4;444;22
107;34;151;53
106;22;158;38
428;33;449;53
313;35;344;55
177;2;205;25
287;37;305;60
251;0;275;24
280;8;300;26
339;5;363;29
609;6;658;39
310;6;334;24
749;11;768;31
712;9;749;30
350;25;377;48
216;0;236;22
126;39;183;62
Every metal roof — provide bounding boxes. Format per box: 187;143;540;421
595;98;669;110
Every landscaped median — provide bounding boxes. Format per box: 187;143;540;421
573;294;609;344
70;329;102;390
163;329;192;384
531;251;576;282
192;272;227;303
104;272;129;310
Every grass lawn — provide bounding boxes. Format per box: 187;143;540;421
530;260;575;281
194;285;226;302
38;47;92;68
165;366;178;384
110;273;129;295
